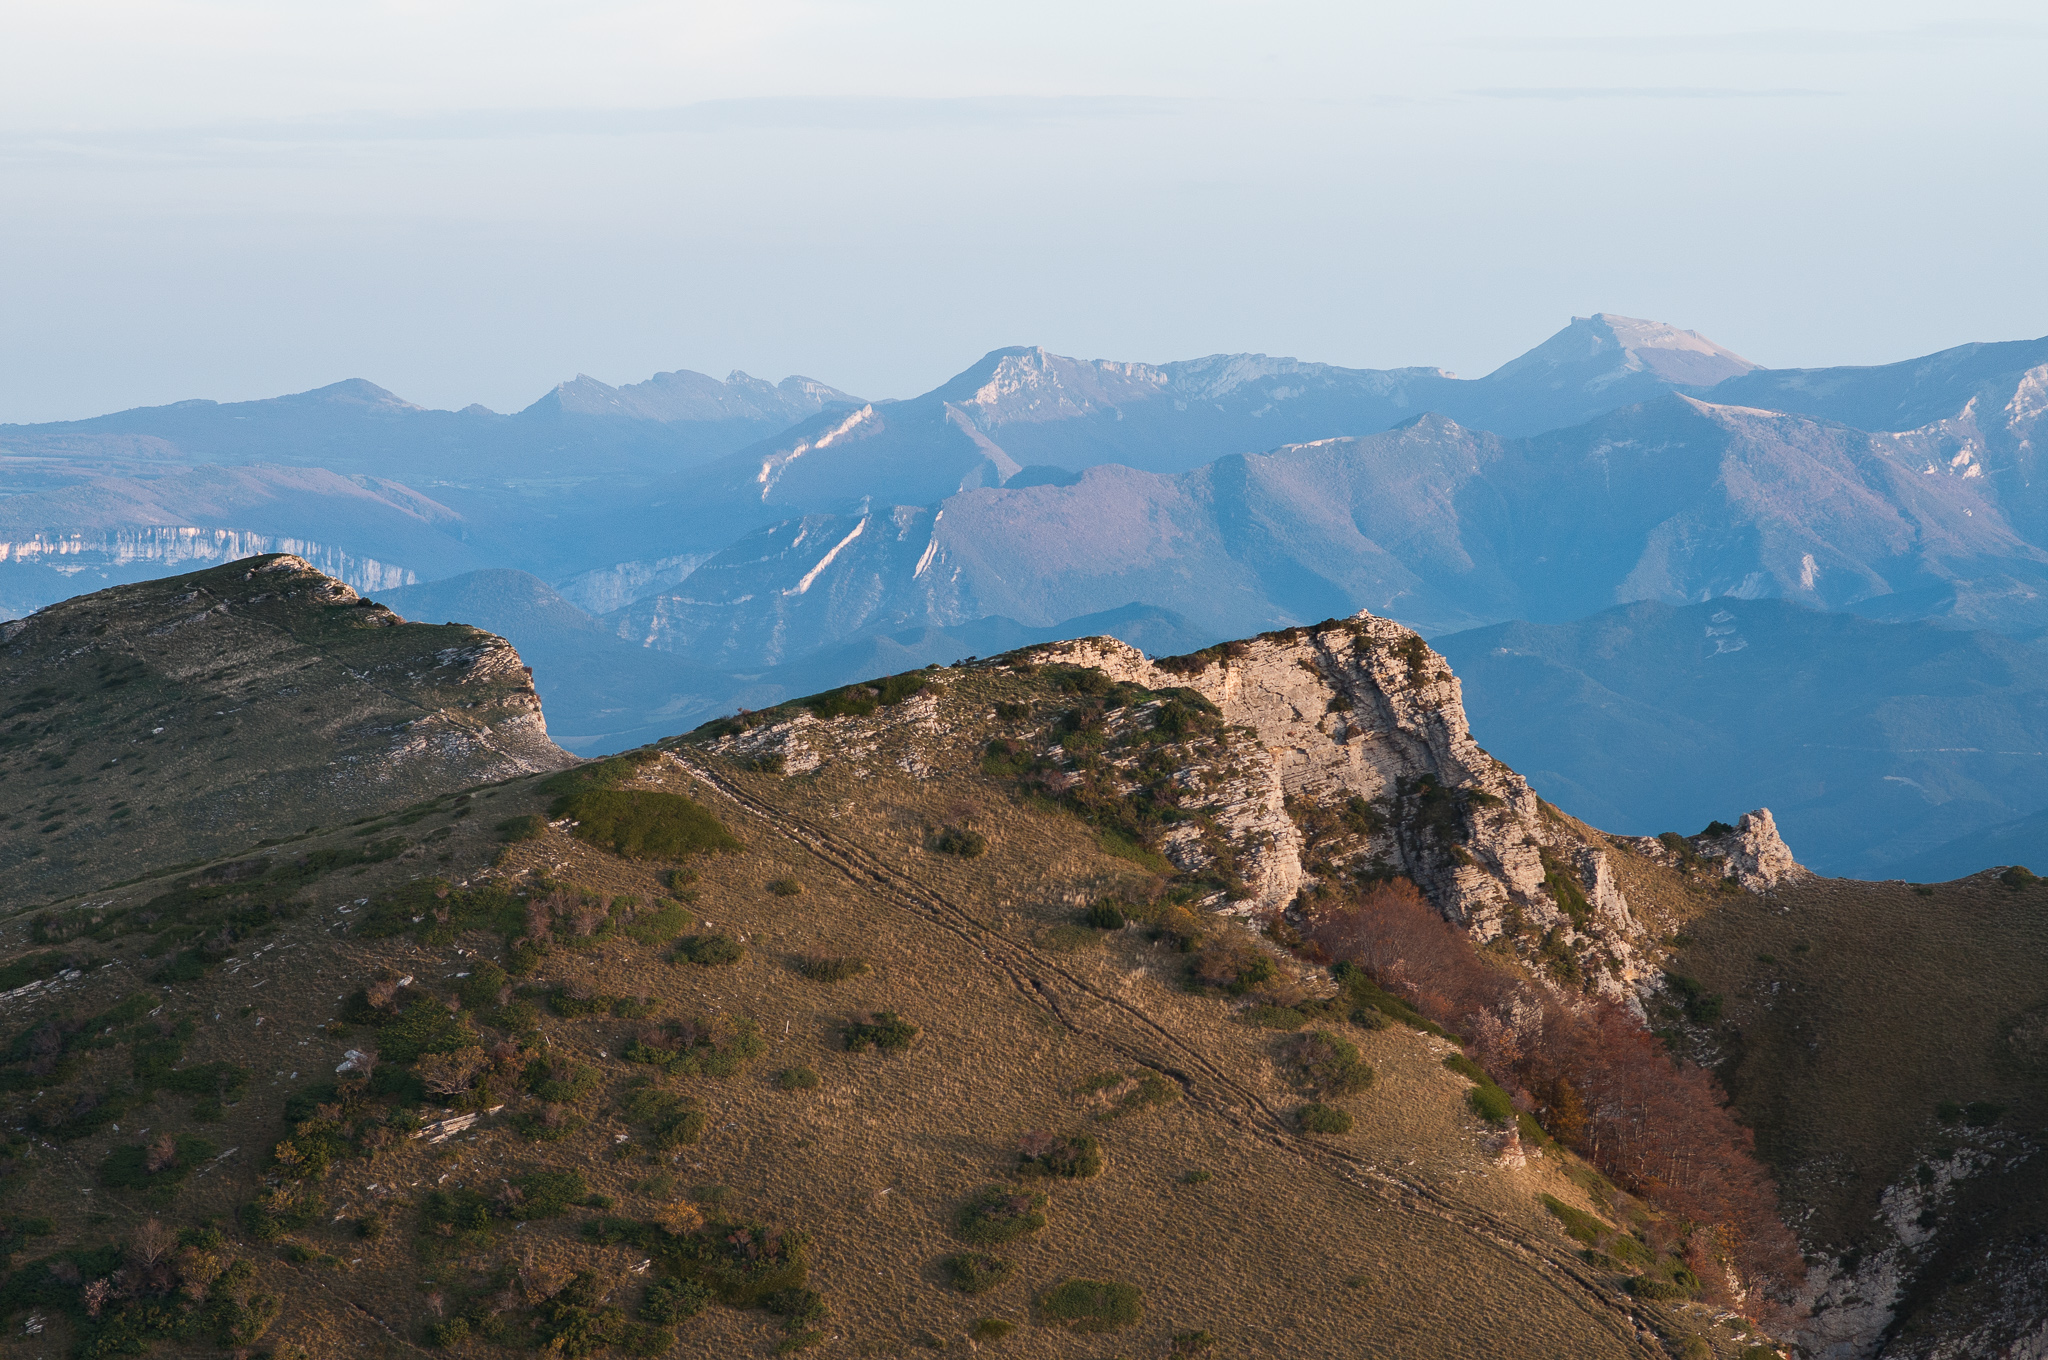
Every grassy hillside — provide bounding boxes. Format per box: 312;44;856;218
0;599;1801;1358
1665;873;2048;1356
0;555;572;905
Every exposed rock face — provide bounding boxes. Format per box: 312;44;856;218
1622;809;1809;895
1698;809;1807;892
0;553;573;903
1027;615;1665;1002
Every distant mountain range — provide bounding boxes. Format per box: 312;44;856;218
9;311;2048;877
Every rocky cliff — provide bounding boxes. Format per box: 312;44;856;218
706;608;1805;1006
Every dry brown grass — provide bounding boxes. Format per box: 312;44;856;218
0;663;1684;1358
1671;872;2048;1255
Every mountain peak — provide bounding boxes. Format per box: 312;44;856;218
1488;313;1757;391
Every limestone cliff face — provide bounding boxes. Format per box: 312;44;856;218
1028;614;1668;1002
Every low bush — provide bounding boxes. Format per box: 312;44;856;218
619;1082;705;1149
1298;1103;1353;1135
1171;1331;1218;1357
777;1066;820;1091
1038;1278;1143;1332
673;933;745;967
1189;936;1279;995
1076;1070;1178;1121
497;814;547;843
943;1252;1013;1294
955;1186;1047;1246
1017;1132;1102;1179
624;1015;766;1078
767;877;804;897
1539;1194;1607;1245
640;1278;712;1325
1041;924;1106;952
932;826;988;858
1626;1275;1693;1302
843;1012;918;1053
1469;1084;1515;1124
1083;899;1127;929
970;1317;1014;1342
523;1056;600;1103
1328;960;1443;1034
1240;1004;1308;1030
552;788;741;862
793;954;868;983
1445;1053;1515;1124
1280;1030;1374;1097
623;899;696;946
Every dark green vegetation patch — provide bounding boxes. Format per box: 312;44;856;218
1038;1277;1143;1331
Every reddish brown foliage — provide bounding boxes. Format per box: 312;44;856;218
1305;878;1803;1305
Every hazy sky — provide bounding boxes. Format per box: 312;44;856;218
3;1;2044;421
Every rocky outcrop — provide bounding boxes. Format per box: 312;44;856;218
1698;809;1807;892
1027;615;1664;1002
1622;809;1809;895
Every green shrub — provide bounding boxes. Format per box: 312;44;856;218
1079;1070;1179;1121
932;826;988;857
1675;1339;1710;1360
458;962;510;1012
1017;1132;1102;1179
1539;1194;1607;1246
1468;1085;1514;1124
620;1083;705;1149
1170;1331;1218;1357
970;1317;1014;1342
843;1012;918;1053
674;933;745;967
624;1015;766;1077
767;877;803;897
777;1066;820;1091
1240;1004;1307;1030
1083;899;1127;929
511;1169;588;1219
553;787;741;861
1041;924;1105;952
794;954;868;982
1038;1278;1142;1332
1280;1030;1374;1097
1626;1275;1692;1302
955;1186;1047;1246
623;899;696;946
640;1278;712;1324
1999;865;2039;890
943;1252;1014;1294
523;1056;600;1102
1181;1168;1212;1185
1298;1103;1353;1135
1442;1053;1488;1084
1329;962;1443;1035
497;814;547;844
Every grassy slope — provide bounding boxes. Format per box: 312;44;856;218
1668;873;2048;1347
0;659;1713;1359
0;555;569;905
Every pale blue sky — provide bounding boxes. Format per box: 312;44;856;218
2;1;2044;421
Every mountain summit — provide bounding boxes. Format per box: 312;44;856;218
1484;313;1757;391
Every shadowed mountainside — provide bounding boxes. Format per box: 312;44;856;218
0;554;571;904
